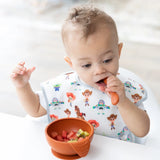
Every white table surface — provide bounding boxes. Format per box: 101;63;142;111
0;112;159;160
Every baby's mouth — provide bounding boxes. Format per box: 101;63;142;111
96;79;106;87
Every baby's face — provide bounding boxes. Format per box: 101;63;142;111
65;26;122;90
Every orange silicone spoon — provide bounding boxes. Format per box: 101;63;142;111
104;79;119;105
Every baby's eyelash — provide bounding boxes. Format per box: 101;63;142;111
82;64;91;68
103;59;112;63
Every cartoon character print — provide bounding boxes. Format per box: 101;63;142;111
66;92;76;107
49;97;64;109
107;114;117;130
82;89;92;106
53;84;61;91
50;114;58;121
75;105;86;120
124;81;136;92
93;99;110;115
117;126;132;141
71;81;80;86
71;81;81;91
88;120;99;131
65;72;74;80
64;108;71;118
131;93;142;103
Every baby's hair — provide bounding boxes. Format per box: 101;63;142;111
61;5;118;44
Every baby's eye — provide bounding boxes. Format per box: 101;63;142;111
82;64;91;68
103;59;111;63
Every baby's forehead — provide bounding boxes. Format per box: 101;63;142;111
62;23;83;37
63;26;118;58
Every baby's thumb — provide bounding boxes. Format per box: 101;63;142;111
99;86;111;97
27;66;36;77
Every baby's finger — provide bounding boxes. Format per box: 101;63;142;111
27;66;36;75
16;62;27;73
30;66;36;72
17;64;27;72
107;81;122;89
99;86;111;97
10;72;18;79
18;61;25;66
107;77;122;87
106;85;123;93
107;76;116;85
12;66;24;75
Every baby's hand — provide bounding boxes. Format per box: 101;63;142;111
10;61;35;88
100;75;126;104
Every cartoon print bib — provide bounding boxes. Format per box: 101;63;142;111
41;68;147;143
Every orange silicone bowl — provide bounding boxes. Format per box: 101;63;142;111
45;118;94;158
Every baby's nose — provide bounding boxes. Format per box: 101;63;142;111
94;64;106;75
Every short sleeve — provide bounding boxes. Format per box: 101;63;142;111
137;102;146;111
118;68;148;107
36;91;47;110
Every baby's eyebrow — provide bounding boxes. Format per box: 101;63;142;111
78;50;113;61
78;57;90;61
101;50;113;55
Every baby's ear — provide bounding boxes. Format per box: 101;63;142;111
118;43;123;58
64;56;72;67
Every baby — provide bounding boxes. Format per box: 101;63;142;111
11;5;150;143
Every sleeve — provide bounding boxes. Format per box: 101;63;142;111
36;90;47;110
118;68;148;112
131;83;148;108
137;102;146;111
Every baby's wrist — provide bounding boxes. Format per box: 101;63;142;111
117;96;129;107
16;82;30;90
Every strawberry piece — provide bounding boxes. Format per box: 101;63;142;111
78;137;84;142
57;135;63;141
69;134;78;140
67;131;76;139
51;131;58;139
62;130;67;139
63;138;69;142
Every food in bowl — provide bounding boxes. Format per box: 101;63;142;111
50;129;90;142
45;118;94;158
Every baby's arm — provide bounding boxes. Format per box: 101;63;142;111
10;62;47;117
103;75;150;137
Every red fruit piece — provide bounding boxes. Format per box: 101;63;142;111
57;135;63;141
69;134;78;140
67;131;76;139
62;130;67;139
51;131;58;139
78;137;84;142
63;138;69;142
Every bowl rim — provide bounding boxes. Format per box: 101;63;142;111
45;117;94;144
